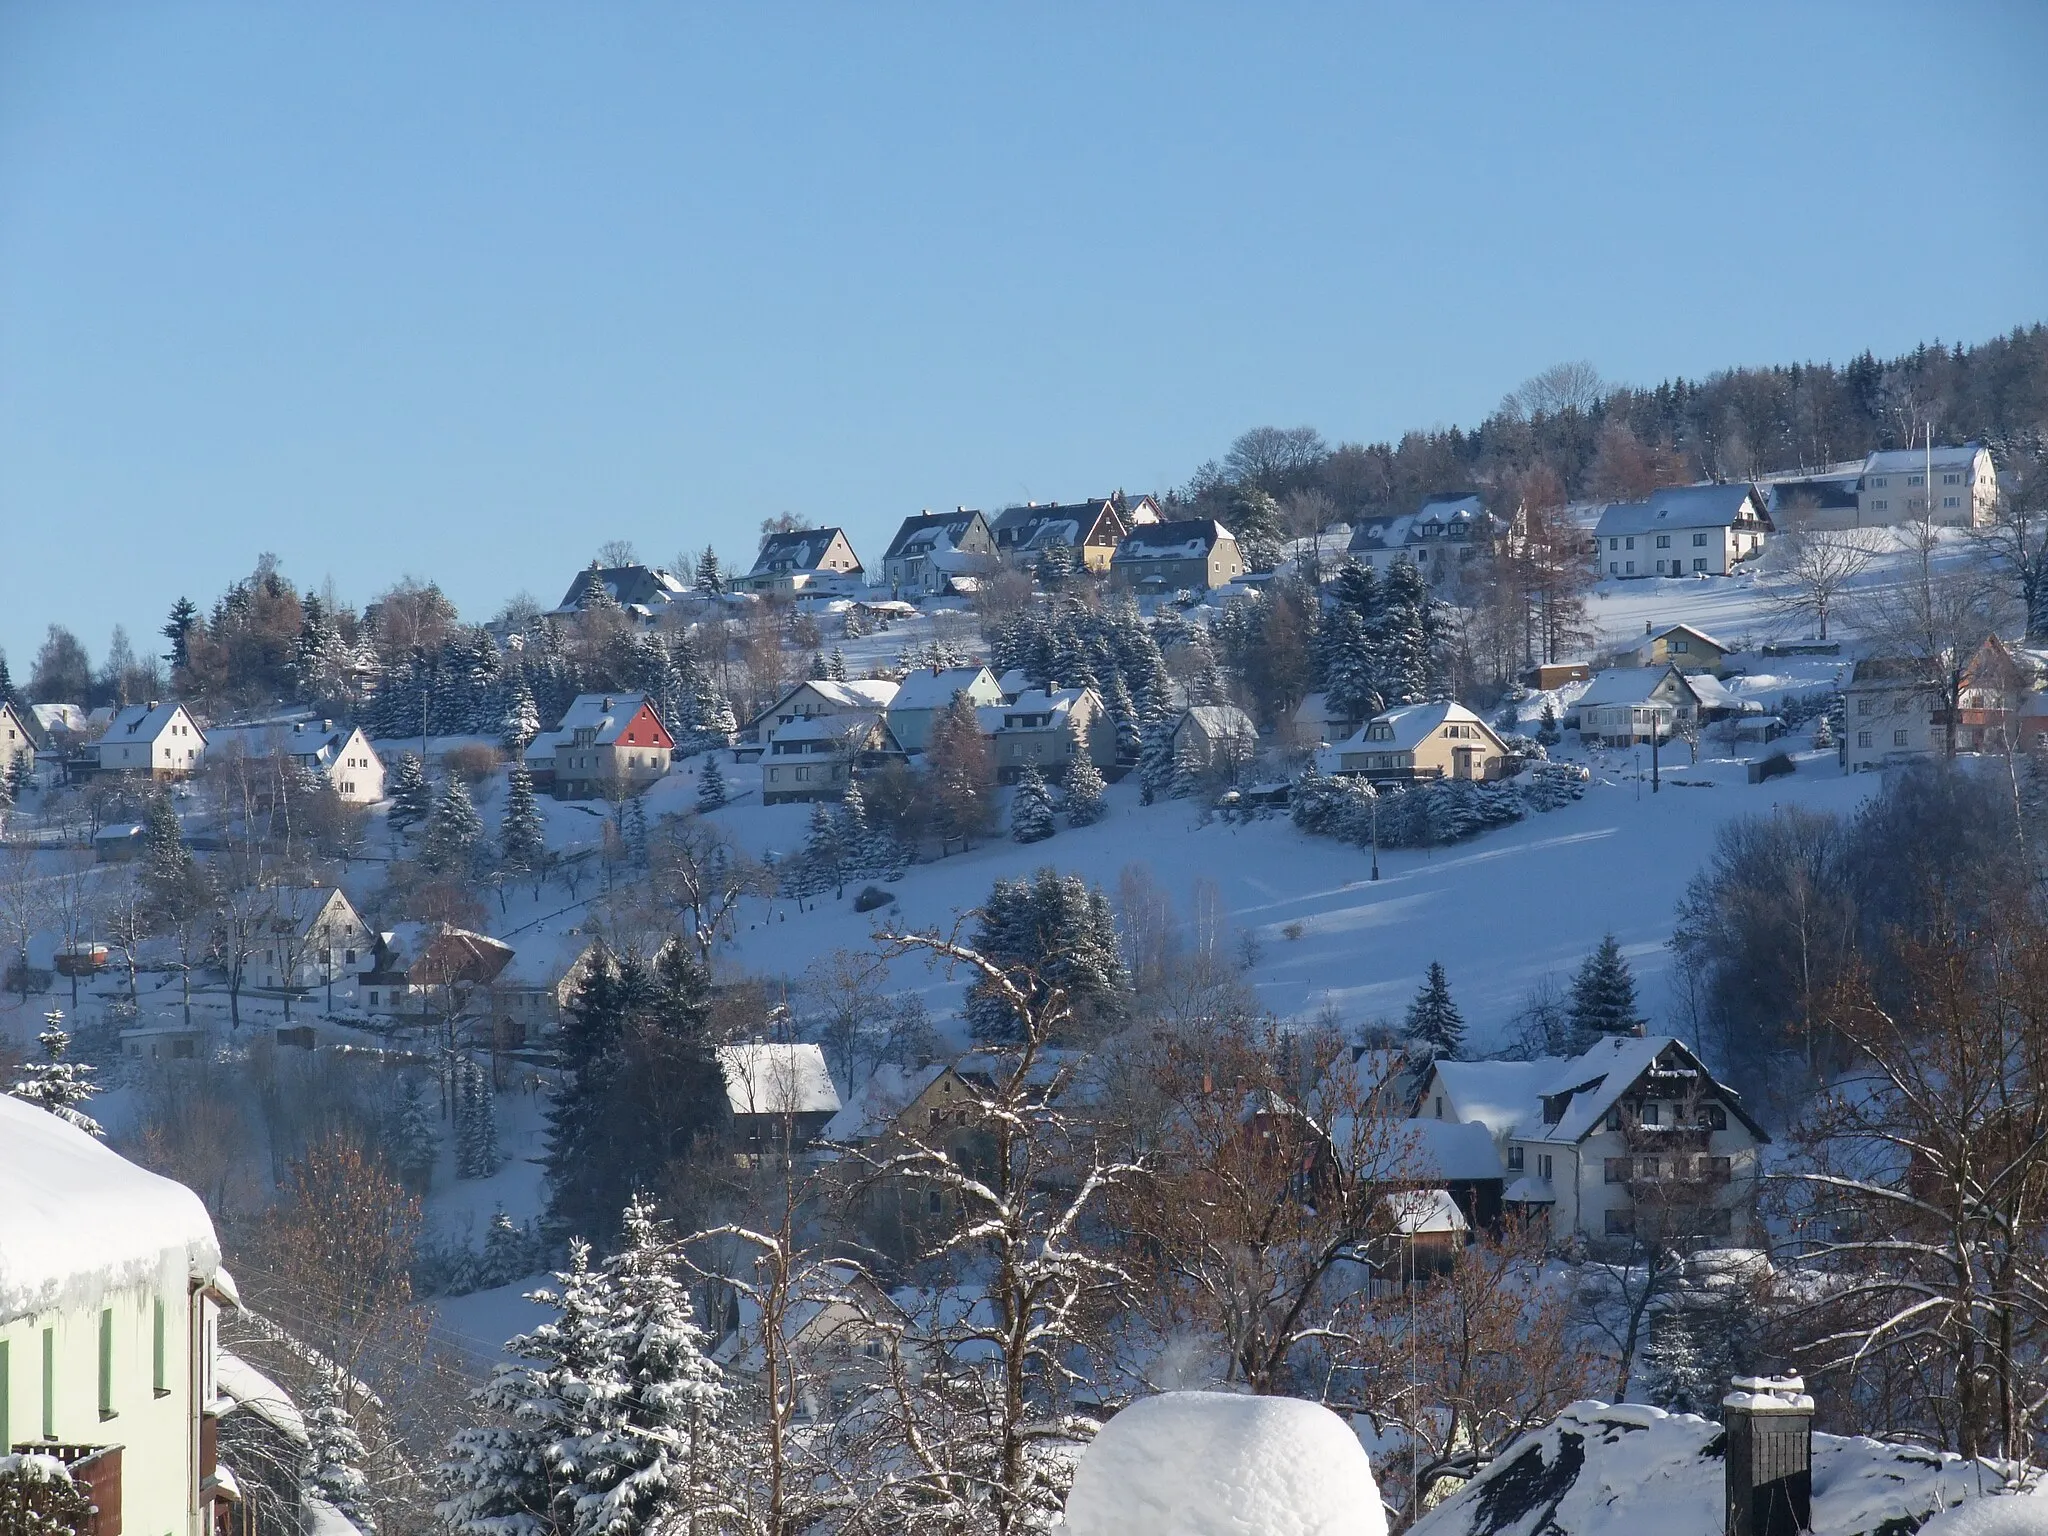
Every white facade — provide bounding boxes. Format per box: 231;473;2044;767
1859;444;1996;529
98;701;207;777
1593;484;1769;579
1840;659;1941;771
254;886;370;1000
0;1095;234;1533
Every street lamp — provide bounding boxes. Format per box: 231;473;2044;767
1369;781;1381;881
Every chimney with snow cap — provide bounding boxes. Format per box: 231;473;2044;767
1723;1374;1813;1536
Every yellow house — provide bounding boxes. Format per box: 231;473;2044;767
1636;623;1730;674
1329;701;1508;782
0;1094;239;1532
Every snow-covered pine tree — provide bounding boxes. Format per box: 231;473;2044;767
1034;538;1076;588
479;1206;535;1290
1811;710;1834;749
1373;559;1438;707
826;646;848;682
303;1372;376;1532
1568;933;1646;1042
1536;700;1561;747
695;754;728;813
455;1057;503;1180
1010;763;1056;844
1229;487;1286;573
836;782;874;878
1062;724;1107;827
387;753;432;834
560;1197;736;1536
964;869;1129;1043
8;1012;102;1137
385;1074;441;1192
1103;672;1141;764
573;563;621;613
1403;960;1467;1063
806;651;829;681
1135;698;1179;805
501;674;542;755
438;1241;615;1533
424;778;486;876
693;546;724;596
802;800;844;899
499;764;547;880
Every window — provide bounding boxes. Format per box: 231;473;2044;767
1872;475;1888;488
1857;697;1873;716
1625;537;1635;550
1638;1157;1663;1180
1604;1157;1631;1184
1607;537;1619;551
1698;1103;1728;1131
1655;534;1671;549
1669;638;1689;653
1605;1209;1635;1235
1507;1145;1524;1171
1434;1096;1443;1119
1605;1108;1623;1132
1894;729;1909;747
1642;1102;1660;1126
1538;1153;1553;1181
1943;496;1960;509
1609;562;1619;575
1858;730;1873;749
1625;561;1635;575
928;1188;943;1214
1907;473;1923;486
1943;472;1961;485
152;1298;168;1397
1872;499;1888;512
1692;532;1708;547
1692;558;1706;572
1703;1155;1733;1182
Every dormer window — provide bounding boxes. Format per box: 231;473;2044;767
1367;724;1393;741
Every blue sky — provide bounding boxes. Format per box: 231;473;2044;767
2;2;2044;672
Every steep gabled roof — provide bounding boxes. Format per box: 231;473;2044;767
553;691;671;746
991;498;1126;552
553;564;689;613
1575;665;1700;710
890;666;1002;712
1114;518;1235;560
1341;700;1502;753
884;510;989;561
105;701;205;743
750;527;861;576
719;1043;842;1118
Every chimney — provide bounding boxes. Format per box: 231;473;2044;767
1723;1375;1812;1536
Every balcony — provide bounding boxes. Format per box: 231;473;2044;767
8;1443;121;1534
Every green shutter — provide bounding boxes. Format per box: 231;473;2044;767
153;1297;167;1397
41;1327;54;1438
1;1338;10;1450
99;1307;114;1419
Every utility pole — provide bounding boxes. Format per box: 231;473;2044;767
1369;784;1381;881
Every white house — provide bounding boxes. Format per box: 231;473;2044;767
1324;700;1508;782
1858;442;1997;528
1840;656;1943;770
208;719;386;805
254;886;370;1004
0;1093;241;1531
1416;1035;1769;1247
761;712;900;805
1574;665;1702;745
1;698;44;782
97;701;207;778
1593;484;1770;578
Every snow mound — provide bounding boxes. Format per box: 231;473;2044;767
0;1093;222;1324
1920;1495;2048;1536
1060;1390;1385;1536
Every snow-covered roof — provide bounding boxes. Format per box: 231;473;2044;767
214;1348;309;1445
553;692;666;747
29;703;84;736
718;1043;842;1118
496;929;597;989
1575;666;1698;710
750;527;860;576
1382;1187;1470;1235
1592;483;1764;538
1644;622;1729;653
884;510;987;560
552;564;689;613
889;666;1001;712
1427;1059;1562;1144
771;710;886;746
821;1063;949;1143
1114;519;1235;561
1397;1118;1504;1182
1179;704;1257;738
1864;442;1984;476
0;1094;222;1325
1502;1174;1556;1204
1339;700;1496;753
1410;1398;2019;1536
104;700;203;743
1686;674;1757;713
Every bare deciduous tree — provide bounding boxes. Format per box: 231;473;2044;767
1766;529;1878;641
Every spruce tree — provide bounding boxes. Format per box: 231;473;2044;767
1135;699;1179;805
424;779;486;876
1404;961;1467;1063
560;1198;736;1534
693;546;724;596
1062;725;1108;826
456;1057;503;1179
161;596;201;669
1536;700;1561;747
479;1206;534;1289
1568;933;1646;1042
1103;672;1141;763
385;1074;441;1192
827;646;848;682
387;753;432;833
801;800;843;900
695;754;729;813
305;1373;376;1532
499;764;547;879
8;1012;102;1137
501;675;542;755
438;1241;615;1532
965;869;1128;1043
1010;763;1056;844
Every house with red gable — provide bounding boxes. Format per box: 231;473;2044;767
546;691;675;800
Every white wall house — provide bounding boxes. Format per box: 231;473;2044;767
1859;443;1997;529
1417;1036;1768;1247
1574;665;1702;745
208;720;386;805
1840;656;1942;771
1592;484;1769;578
0;1093;240;1532
254;886;370;1004
97;701;207;778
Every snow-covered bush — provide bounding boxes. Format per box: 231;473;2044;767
1289;761;1586;854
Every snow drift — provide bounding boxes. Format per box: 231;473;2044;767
1059;1390;1386;1536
